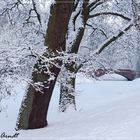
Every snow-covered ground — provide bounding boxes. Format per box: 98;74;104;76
0;74;140;139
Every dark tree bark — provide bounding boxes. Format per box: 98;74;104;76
16;0;74;130
59;0;89;112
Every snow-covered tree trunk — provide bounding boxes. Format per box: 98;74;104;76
59;0;89;112
59;64;76;112
132;0;140;70
16;0;74;130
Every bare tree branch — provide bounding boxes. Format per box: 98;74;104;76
31;0;41;25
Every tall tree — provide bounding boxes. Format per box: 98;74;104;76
59;0;90;112
16;0;74;130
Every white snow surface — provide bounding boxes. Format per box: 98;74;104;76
99;73;127;81
0;74;140;139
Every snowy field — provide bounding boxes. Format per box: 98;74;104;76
0;74;140;139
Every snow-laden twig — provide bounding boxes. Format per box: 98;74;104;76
88;0;109;11
89;11;132;21
93;20;134;55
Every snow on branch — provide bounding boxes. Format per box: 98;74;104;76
86;23;108;38
0;0;24;16
26;0;41;25
88;0;109;12
93;20;134;55
89;12;132;21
